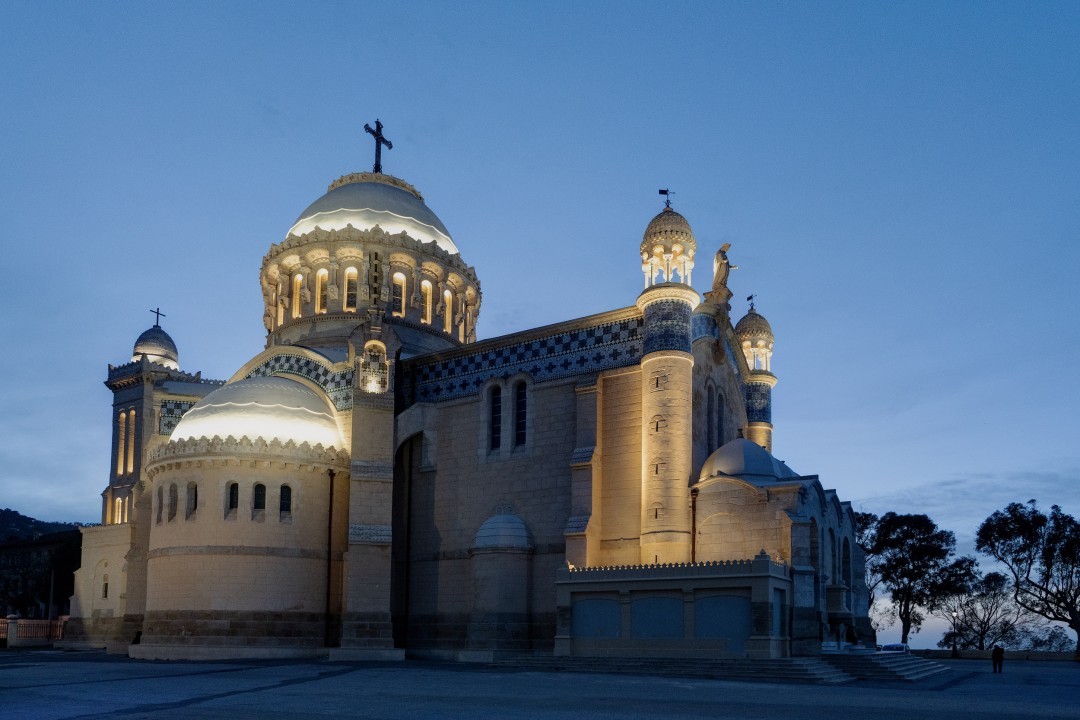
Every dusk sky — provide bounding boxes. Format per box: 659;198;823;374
2;2;1078;645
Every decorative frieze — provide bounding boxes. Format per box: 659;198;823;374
158;400;195;435
348;524;392;545
405;314;644;403
244;353;354;411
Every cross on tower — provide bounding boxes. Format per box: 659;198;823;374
150;307;166;326
364;119;393;174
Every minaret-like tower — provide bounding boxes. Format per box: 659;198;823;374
636;205;699;565
735;302;777;452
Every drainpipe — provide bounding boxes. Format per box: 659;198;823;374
690;487;699;563
324;469;336;647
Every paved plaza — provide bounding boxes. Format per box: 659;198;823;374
1;651;1077;720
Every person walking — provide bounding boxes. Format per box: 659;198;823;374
991;645;1005;673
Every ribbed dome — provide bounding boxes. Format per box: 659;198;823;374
132;325;179;370
287;173;458;254
170;376;342;449
472;511;532;551
698;438;796;482
640;207;696;258
735;307;773;341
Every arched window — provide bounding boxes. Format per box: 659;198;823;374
113;497;123;525
315;269;328;314
706;389;716;450
276;281;285;327
392;272;406;317
126;409;136;474
124;496;129;523
156;486;163;523
102;574;109;599
116;411;127;476
514;381;527;447
280;484;292;521
253;483;266;520
168;483;178;521
186;482;198;519
443;289;453;333
421;280;433;324
344;267;358;311
225;482;238;519
489;386;502;451
716;391;725;445
292;274;303;319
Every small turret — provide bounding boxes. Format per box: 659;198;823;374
735;301;777;453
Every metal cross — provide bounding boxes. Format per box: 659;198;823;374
150;307;166;326
364;119;393;174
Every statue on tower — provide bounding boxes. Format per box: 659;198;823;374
712;243;737;292
702;243;736;315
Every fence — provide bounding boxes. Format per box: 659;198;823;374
2;617;66;647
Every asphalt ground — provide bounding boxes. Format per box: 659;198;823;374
0;651;1077;720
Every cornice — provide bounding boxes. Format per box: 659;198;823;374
145;435;350;479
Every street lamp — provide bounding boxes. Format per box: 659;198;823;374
951;611;959;658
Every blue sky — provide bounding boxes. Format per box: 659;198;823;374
2;2;1078;645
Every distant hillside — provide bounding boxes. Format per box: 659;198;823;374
0;508;84;542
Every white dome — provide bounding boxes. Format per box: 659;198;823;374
472;512;532;550
287;173;458;255
170;376;342;449
699;438;797;482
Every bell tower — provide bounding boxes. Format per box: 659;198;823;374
636;202;699;565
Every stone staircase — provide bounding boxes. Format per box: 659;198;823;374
488;656;855;685
819;651;950;682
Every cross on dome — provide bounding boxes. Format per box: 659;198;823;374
364;119;393;174
150;307;166;327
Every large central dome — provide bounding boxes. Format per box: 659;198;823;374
287;172;458;254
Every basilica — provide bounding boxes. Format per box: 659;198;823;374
67;130;871;660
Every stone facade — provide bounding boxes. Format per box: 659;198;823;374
68;165;871;661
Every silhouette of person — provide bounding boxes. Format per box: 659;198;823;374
991;644;1004;673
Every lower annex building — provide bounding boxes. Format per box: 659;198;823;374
68;145;871;660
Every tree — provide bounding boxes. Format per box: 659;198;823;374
855;511;882;604
868;512;977;643
976;500;1080;659
932;571;1045;650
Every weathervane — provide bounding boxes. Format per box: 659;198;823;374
659;188;674;208
150;307;166;327
746;294;756;311
364;118;393;174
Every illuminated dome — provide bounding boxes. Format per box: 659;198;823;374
132;325;179;370
640;206;696;286
170;376;342;449
287;173;458;254
735;307;774;341
699;438;796;482
640;207;696;259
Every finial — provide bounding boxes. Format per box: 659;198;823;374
150;307;166;327
746;294;756;311
364;118;393;174
659;188;674;209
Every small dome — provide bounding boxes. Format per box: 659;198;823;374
132;325;179;370
735;307;773;341
171;376;342;449
472;511;532;551
288;173;458;255
640;206;696;258
699;438;797;482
